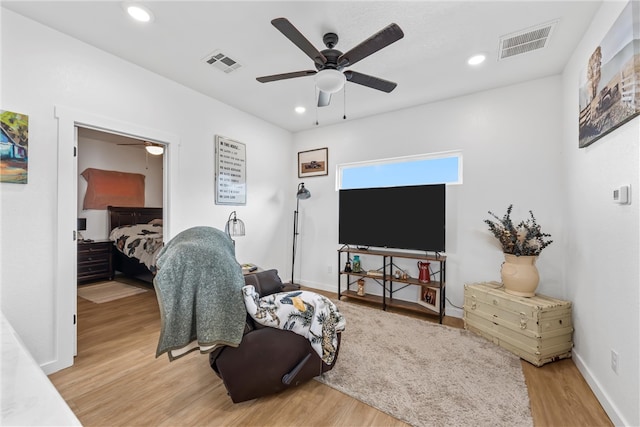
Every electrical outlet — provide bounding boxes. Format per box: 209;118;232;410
611;350;619;374
327;265;333;274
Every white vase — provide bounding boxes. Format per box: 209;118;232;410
501;254;539;297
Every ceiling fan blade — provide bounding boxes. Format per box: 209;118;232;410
338;23;404;68
256;70;317;83
317;90;331;107
271;18;327;66
345;71;397;93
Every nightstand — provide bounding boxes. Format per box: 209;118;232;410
77;240;113;284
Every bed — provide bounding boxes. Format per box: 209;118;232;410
108;206;163;283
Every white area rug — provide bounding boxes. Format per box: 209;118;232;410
78;280;148;303
316;300;533;427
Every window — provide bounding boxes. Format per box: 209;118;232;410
338;150;462;190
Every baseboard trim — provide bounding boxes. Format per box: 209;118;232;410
572;350;626;426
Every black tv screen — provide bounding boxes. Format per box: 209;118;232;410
339;184;445;252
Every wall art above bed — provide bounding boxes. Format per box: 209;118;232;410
81;168;145;210
215;135;246;205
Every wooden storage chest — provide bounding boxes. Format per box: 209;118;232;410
463;281;573;366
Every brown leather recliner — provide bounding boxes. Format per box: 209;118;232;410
209;269;341;403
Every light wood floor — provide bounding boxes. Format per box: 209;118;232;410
50;279;612;426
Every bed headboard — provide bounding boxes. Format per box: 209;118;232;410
108;206;163;231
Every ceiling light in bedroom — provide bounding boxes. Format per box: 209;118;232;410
295;106;306;114
315;69;346;94
145;145;164;155
124;3;154;23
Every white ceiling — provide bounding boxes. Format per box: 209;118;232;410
2;1;601;133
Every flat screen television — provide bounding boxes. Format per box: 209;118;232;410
338;184;445;252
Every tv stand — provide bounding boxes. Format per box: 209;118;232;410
337;247;446;323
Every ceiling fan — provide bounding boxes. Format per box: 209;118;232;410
117;141;164;155
256;18;404;107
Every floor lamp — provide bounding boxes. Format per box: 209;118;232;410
225;211;245;246
291;183;311;287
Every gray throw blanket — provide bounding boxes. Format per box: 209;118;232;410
153;226;246;361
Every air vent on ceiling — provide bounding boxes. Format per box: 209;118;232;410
498;20;558;60
202;50;242;73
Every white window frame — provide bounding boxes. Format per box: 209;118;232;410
336;150;463;190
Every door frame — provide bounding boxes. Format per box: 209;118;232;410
50;105;178;374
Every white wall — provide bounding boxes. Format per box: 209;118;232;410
293;76;565;316
561;2;639;426
0;9;293;369
77;135;164;241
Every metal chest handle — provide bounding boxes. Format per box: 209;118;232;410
519;312;527;329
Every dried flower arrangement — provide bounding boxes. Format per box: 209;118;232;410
484;204;553;256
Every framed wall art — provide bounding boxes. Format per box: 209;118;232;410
417;285;440;313
215;135;246;205
578;1;640;148
0;109;29;184
298;147;328;178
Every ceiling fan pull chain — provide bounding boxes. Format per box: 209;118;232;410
343;85;347;120
315;86;319;126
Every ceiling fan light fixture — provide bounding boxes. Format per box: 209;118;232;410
145;145;164;155
315;69;345;94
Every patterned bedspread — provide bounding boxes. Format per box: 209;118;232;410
242;285;346;365
109;223;163;272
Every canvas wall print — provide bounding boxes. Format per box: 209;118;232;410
0;110;29;184
578;1;640;148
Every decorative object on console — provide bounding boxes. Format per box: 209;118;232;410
484;204;553;297
356;278;365;296
224;210;245;245
298;147;328;178
417;261;431;283
417;285;439;312
291;182;311;287
352;255;361;273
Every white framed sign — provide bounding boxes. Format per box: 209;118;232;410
215;135;246;205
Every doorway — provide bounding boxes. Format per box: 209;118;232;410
53;106;177;373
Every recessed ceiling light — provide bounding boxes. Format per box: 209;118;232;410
124;3;153;22
295;106;306;114
467;54;486;66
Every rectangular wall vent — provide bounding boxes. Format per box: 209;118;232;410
498;20;558;60
202;50;242;73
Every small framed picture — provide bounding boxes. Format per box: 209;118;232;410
298;147;328;178
418;285;440;312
